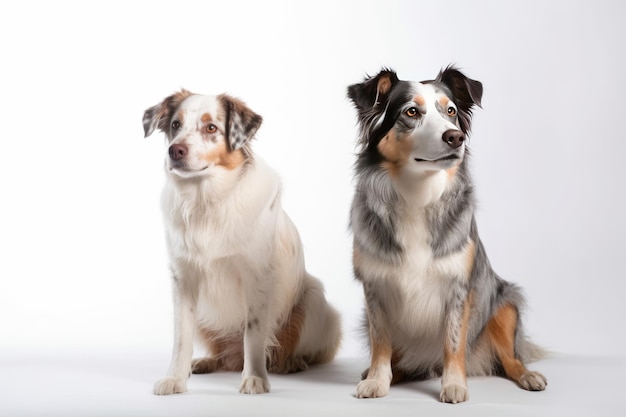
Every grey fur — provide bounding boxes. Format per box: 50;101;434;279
348;67;546;398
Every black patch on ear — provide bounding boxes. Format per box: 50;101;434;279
142;89;193;138
435;66;483;134
347;68;412;154
218;95;263;151
347;68;399;115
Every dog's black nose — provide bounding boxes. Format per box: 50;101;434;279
169;144;188;161
442;130;465;149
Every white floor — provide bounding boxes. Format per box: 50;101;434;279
1;349;623;417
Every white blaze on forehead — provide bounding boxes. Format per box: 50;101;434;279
409;82;459;133
178;95;222;129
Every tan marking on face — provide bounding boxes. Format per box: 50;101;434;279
378;130;413;177
413;94;426;107
446;165;459;179
202;141;246;170
439;95;450;108
201;112;213;123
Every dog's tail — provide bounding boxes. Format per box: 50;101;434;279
516;334;552;363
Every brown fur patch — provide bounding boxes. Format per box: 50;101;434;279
368;334;393;378
157;89;194;133
378;130;413;176
464;239;476;278
202;141;246;170
201;112;213;123
438;95;450;108
198;329;244;372
268;298;306;368
377;75;393;96
446;165;459;179
485;303;529;382
413;94;426;107
363;299;394;381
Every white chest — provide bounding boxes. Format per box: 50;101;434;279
386;211;471;336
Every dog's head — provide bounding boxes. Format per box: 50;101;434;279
143;90;262;179
347;66;482;174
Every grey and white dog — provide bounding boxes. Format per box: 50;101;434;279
347;66;547;403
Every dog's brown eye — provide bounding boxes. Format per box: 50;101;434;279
405;107;418;117
447;107;457;117
206;124;217;133
171;120;181;130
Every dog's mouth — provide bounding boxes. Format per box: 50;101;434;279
169;163;210;178
414;154;460;163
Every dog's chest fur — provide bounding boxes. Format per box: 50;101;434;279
162;160;287;331
164;161;277;262
356;170;472;338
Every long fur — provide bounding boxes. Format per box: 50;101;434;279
348;66;546;402
143;91;341;395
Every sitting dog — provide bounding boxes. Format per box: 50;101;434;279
347;67;547;402
143;90;341;395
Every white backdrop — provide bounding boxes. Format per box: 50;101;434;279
1;0;624;360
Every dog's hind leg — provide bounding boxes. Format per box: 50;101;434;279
268;300;308;374
485;303;547;391
192;331;244;374
272;277;341;374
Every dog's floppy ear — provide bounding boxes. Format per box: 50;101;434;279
437;66;483;133
218;94;263;150
142;89;194;138
347;68;400;113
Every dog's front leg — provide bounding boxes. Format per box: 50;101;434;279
356;281;393;399
440;289;472;404
153;272;198;395
239;273;272;394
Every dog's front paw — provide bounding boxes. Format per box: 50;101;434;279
518;371;547;391
153;376;187;395
440;383;469;404
239;376;270;394
356;378;389;399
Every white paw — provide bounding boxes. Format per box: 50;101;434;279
153;376;187;395
356;379;389;399
519;371;547;391
440;383;469;404
239;376;270;394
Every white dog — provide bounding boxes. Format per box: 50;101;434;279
143;90;341;395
